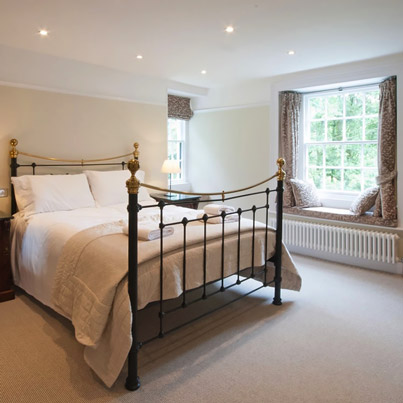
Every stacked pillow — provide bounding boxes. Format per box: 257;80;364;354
11;174;96;216
11;169;152;216
84;169;153;206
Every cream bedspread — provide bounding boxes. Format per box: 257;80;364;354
52;217;301;387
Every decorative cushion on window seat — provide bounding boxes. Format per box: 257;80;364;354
350;186;379;216
283;206;397;227
289;179;322;208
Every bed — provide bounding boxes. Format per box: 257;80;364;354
9;139;301;390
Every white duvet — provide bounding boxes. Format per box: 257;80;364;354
11;201;194;309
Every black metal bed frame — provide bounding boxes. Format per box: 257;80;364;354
9;139;285;391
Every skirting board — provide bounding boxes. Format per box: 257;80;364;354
288;245;403;275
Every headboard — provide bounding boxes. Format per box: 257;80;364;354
9;138;133;215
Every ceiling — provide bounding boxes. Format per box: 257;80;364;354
0;0;402;89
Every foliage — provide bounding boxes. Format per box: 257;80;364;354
305;88;380;193
365;117;378;140
346;93;363;117
346;118;362;141
327;120;343;141
310;121;325;141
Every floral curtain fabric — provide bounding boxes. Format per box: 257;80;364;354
279;91;302;207
373;76;397;220
168;95;194;120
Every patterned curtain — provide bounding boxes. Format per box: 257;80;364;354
279;91;302;207
373;76;397;220
168;95;193;120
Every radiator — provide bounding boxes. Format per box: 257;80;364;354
270;218;401;273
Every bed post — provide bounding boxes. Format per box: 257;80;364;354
9;139;18;215
273;158;285;306
125;142;141;391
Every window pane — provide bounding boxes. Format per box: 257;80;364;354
307;145;323;166
346;118;363;141
363;170;377;189
310;121;325;141
365;91;379;115
345;93;363;117
327;95;343;118
168;119;179;140
365;117;378;140
309;97;325;119
325;145;341;166
308;168;323;188
363;144;377;167
344;169;361;191
168;141;177;159
327;120;343;141
344;144;361;167
325;169;341;190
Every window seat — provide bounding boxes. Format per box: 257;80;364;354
283;206;397;227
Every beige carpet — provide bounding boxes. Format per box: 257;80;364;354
1;254;402;403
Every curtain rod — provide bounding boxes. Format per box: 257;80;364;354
299;81;381;96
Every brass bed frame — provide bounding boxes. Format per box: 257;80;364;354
9;139;286;391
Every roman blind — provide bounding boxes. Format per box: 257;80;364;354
168;95;193;120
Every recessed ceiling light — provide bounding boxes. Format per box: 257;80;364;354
38;29;49;37
225;25;234;33
288;50;295;55
201;70;207;75
136;55;143;60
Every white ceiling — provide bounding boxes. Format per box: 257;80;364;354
0;0;402;90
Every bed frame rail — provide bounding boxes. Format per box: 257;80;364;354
125;143;285;391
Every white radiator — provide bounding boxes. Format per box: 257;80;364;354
270;218;401;274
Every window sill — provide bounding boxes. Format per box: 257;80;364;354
283;206;397;228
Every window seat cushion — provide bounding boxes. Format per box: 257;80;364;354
283;206;397;227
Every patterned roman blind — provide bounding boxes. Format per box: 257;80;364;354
168;95;194;120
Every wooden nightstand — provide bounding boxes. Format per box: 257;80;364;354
151;193;201;210
0;215;14;302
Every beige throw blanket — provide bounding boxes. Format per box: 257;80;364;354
52;218;301;386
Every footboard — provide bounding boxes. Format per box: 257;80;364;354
125;143;285;391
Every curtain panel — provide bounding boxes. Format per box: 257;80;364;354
373;76;397;220
168;95;193;120
279;91;302;207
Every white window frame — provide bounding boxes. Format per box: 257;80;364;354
167;118;187;184
298;84;380;209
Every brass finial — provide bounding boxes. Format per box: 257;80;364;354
126;142;140;194
10;138;19;158
277;157;286;181
133;142;139;159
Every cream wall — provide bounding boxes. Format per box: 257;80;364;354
188;105;272;218
0;85;167;214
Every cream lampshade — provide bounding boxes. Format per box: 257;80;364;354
161;159;181;196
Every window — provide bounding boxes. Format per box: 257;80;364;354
301;86;379;200
167;118;186;182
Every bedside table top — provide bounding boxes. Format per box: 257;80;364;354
0;213;12;221
151;193;201;202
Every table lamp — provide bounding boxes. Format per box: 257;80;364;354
161;159;181;197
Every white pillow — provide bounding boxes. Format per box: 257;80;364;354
84;169;152;206
12;174;96;216
11;175;34;212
